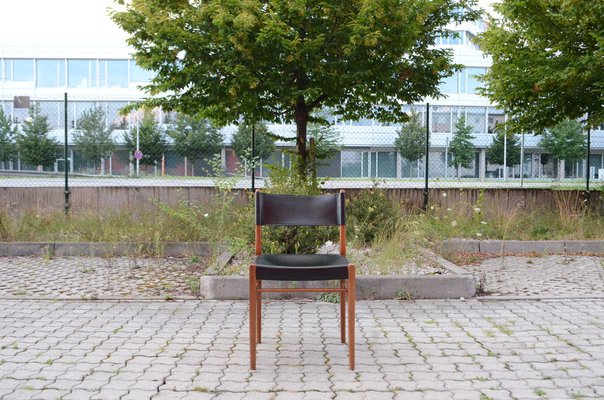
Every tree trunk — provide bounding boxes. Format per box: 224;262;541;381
294;99;309;179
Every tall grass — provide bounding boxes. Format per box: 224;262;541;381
0;191;602;245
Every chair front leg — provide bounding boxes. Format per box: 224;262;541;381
340;279;346;344
257;280;262;344
249;265;257;370
347;264;356;370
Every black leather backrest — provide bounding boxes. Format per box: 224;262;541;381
256;192;345;226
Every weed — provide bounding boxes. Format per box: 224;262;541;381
479;393;493;400
112;327;122;334
534;388;546;397
185;276;200;294
317;292;340;303
164;294;175;301
193;386;208;392
45;359;53;365
395;290;412;300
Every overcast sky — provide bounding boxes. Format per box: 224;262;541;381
0;0;496;48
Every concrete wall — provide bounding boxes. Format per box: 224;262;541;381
1;186;601;216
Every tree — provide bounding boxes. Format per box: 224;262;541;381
0;108;16;168
394;112;425;177
123;110;166;172
449;115;475;178
168;114;224;176
16;105;59;170
539;119;586;179
230;122;276;173
112;0;480;179
307;124;340;163
486;129;521;167
72;107;115;173
476;0;604;132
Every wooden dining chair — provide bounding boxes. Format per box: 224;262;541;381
249;189;355;370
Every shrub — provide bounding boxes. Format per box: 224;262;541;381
346;186;399;245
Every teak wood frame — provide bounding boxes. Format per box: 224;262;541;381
249;190;355;371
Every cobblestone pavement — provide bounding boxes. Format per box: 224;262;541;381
0;257;205;299
462;255;604;297
0;299;603;400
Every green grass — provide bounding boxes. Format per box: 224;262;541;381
1;188;603;267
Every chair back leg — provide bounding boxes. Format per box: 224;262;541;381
257;280;262;343
347;264;356;370
340;280;346;344
249;265;257;370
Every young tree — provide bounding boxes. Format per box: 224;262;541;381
123;110;166;173
72;107;115;173
449;115;475;178
112;0;480;179
539;119;586;179
394;112;425;177
486;129;521;167
168;114;224;176
307;124;341;164
477;0;603;132
16;105;59;170
0;108;16;169
230;122;276;173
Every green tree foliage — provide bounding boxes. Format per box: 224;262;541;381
539;119;586;166
16;105;59;169
0;108;16;165
168;114;223;175
112;0;480;178
449;115;475;177
72;107;115;171
123;110;166;170
477;0;604;132
307;124;341;163
231;122;276;170
394;112;425;176
486;129;520;166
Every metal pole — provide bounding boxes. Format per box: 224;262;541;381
520;132;524;187
63;92;70;214
423;103;430;211
136;114;140;177
503;130;507;181
251;122;256;191
585;120;591;204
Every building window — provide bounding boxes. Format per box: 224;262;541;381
68;60;97;88
36;59;66;88
487;108;505;133
431;106;452;133
129;60;153;83
99;60;128;88
463;67;486;94
377;151;396;178
439;72;458;94
5;59;34;82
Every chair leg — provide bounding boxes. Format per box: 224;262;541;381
249;265;257;370
257;280;262;344
347;264;356;370
340;280;346;344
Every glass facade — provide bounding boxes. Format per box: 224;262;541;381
36;59;66;87
68;60;97;88
1;58;153;87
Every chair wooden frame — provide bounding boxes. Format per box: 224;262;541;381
249;190;355;370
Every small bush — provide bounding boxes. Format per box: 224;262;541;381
346;186;399;245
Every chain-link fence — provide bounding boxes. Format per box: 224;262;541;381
1;96;603;208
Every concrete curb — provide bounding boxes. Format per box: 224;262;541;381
200;252;477;300
441;239;604;255
199;274;476;300
0;242;216;257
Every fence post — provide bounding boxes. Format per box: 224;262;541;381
423;103;430;211
64;92;70;214
584;120;591;204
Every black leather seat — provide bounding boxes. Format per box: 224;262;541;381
255;254;349;281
